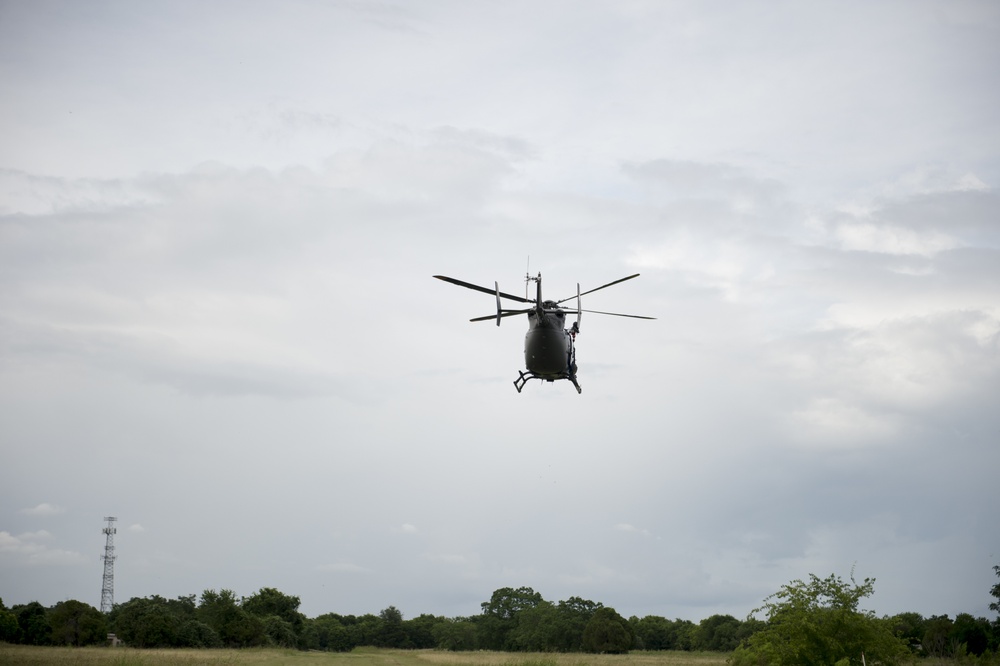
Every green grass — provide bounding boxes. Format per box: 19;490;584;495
0;646;732;666
13;645;984;665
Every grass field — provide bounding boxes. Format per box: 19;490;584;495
0;645;731;666
5;646;981;666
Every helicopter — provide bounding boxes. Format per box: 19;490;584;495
434;271;654;393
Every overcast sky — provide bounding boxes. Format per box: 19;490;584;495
1;0;998;623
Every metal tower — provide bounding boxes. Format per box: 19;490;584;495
100;516;117;613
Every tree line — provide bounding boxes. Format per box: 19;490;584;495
2;566;999;662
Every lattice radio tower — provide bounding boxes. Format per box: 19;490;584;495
100;516;117;613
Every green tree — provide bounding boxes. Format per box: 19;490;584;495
480;586;544;650
303;614;355;651
176;618;221;648
0;610;18;643
692;614;742;651
632;616;695;651
552;597;603;651
112;596;182;647
261;615;297;647
376;606;409;648
951;613;990;657
735;616;765;647
923;615;954;657
432;617;479;651
347;613;384;646
197;589;265;648
508;600;558;651
157;594;198;622
889;611;925;653
0;598;19;643
404;613;443;649
582;607;632;654
729;573;909;666
633;615;670;650
482;587;544;621
990;565;1000;615
990;565;1000;652
48;600;106;646
13;601;51;645
109;595;209;648
242;587;304;632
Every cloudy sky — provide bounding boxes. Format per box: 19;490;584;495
1;1;998;623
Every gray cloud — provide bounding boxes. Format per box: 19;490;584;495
1;0;997;623
19;504;66;517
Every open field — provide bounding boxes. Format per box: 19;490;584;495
6;646;985;666
0;646;731;666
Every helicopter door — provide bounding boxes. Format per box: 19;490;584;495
566;330;577;376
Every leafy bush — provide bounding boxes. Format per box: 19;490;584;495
729;573;909;666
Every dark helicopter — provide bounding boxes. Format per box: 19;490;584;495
434;272;654;393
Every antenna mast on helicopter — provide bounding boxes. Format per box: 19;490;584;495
525;256;530;301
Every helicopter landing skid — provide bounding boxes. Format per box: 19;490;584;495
514;370;583;394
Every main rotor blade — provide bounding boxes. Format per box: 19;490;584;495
562;308;656;320
434;275;532;303
555;273;641;304
469;309;532;322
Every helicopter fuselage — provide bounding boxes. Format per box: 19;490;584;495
524;301;575;379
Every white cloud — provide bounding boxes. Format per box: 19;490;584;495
0;530;51;550
779;311;1000;415
874;166;991;201
785;398;902;447
0;168;162;216
627;234;777;303
20;503;66;516
0;530;84;566
129;524;145;532
614;523;652;537
832;222;962;256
